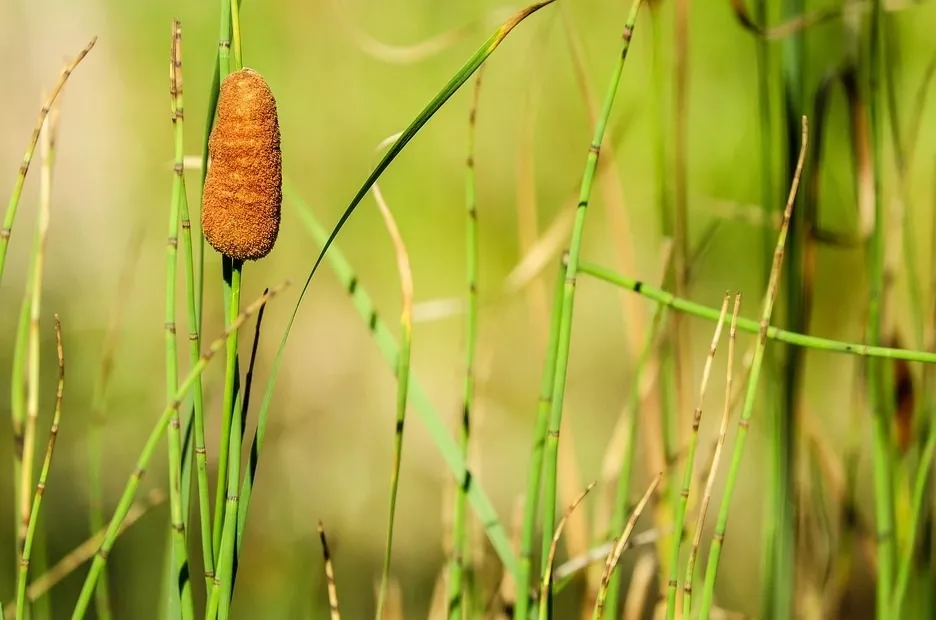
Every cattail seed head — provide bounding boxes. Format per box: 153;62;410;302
202;67;282;261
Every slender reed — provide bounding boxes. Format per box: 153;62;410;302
539;0;644;587
255;4;557;577
539;481;596;620
371;174;414;619
0;37;96;288
683;294;742;614
164;20;195;619
15;317;64;620
866;3;897;615
664;295;731;619
70;284;288;620
697;117;808;619
514;263;565;619
448;69;484;619
593;473;662;620
18;99;59;600
318;521;340;620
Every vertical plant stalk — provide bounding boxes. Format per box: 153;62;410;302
593;473;662;620
683;294;741;615
539;0;644;580
866;1;896;615
664;294;731;620
0;37;96;289
211;3;246;616
19;100;60;599
774;0;806;614
318;521;341;620
448;69;484;619
70;285;287;620
166;20;195;620
539;482;597;620
371;173;414;619
15;317;64;620
515;263;565;620
178;90;213;597
697;117;808;620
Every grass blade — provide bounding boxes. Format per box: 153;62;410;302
318;520;340;620
252;3;557;578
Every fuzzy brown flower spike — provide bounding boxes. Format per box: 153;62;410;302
202;67;282;261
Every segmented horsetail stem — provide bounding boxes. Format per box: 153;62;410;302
665;294;730;619
448;67;484;620
201;68;282;261
593;473;662;620
70;283;288;620
0;36;96;288
539;481;596;620
164;20;195;618
14;316;64;620
697;117;808;618
317;521;341;620
19;97;59;585
540;0;644;588
684;294;741;615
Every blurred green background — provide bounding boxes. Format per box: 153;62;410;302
1;0;936;617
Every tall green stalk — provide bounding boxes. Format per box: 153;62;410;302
448;70;484;619
866;1;896;615
775;0;806;614
164;20;195;620
539;0;644;599
515;263;564;620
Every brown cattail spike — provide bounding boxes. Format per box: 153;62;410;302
202;67;282;261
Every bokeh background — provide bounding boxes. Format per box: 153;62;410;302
2;0;936;618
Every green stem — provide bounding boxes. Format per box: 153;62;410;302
578;261;936;365
867;1;896;615
540;1;645;598
515;264;565;620
165;23;194;618
448;69;484;620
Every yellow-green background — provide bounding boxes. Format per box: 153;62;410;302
1;0;935;617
